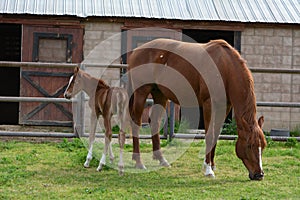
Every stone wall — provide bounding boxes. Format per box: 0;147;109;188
82;22;123;132
241;26;300;131
80;22;300;133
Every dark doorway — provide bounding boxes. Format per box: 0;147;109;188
0;24;21;124
182;29;235;129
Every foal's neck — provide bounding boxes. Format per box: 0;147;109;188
81;75;100;97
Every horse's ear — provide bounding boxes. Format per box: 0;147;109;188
258;116;264;128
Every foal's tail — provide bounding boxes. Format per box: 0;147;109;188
116;89;131;136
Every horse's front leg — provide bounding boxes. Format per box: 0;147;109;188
84;111;97;168
203;100;215;177
97;116;113;172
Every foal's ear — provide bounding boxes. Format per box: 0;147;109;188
258;116;264;128
74;66;80;73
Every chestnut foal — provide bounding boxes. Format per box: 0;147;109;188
64;67;129;175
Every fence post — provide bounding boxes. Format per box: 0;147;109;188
169;101;175;141
163;105;169;138
74;64;86;137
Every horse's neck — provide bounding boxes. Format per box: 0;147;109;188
232;88;257;128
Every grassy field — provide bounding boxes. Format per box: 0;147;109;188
0;137;299;200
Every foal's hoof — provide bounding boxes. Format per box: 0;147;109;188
118;166;125;176
97;163;104;172
135;163;147;170
83;161;90;168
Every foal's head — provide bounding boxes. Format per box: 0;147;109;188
235;116;267;181
64;67;82;99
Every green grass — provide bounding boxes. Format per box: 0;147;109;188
0;138;299;200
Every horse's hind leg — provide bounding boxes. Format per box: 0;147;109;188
150;92;170;167
130;88;150;169
210;144;217;171
84;112;97;168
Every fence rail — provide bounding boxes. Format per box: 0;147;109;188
0;96;72;103
0;61;299;141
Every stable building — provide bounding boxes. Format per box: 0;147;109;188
0;0;299;131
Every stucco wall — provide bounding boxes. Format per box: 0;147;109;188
241;26;300;131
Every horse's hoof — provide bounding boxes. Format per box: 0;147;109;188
135;163;147;170
160;159;171;167
110;158;114;164
205;173;215;178
119;170;124;176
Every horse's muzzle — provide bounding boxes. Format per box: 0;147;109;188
249;172;264;181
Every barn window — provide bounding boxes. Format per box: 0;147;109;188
32;33;73;63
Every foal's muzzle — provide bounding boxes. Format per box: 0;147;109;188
64;92;72;99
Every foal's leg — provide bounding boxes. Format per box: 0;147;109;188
84;111;98;168
150;92;170;167
97;116;113;172
118;129;126;175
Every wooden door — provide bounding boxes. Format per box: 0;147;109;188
20;25;83;126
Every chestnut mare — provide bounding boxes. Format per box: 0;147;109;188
128;38;267;180
64;67;129;175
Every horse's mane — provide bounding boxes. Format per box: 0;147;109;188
210;40;257;121
209;40;264;145
97;79;110;89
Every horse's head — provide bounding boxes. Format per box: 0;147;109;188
64;67;82;99
236;116;267;181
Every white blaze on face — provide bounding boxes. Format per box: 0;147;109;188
258;140;262;170
64;75;74;96
67;75;74;89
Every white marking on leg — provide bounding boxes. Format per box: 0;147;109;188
100;153;106;165
97;153;106;172
84;144;93;168
203;161;215;177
